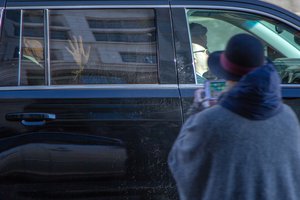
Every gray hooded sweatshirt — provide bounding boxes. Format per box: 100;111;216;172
168;64;300;200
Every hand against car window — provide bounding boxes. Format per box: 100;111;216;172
66;35;91;67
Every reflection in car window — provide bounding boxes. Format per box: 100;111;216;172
260;21;300;50
21;10;46;85
49;9;158;85
0;10;20;86
187;9;300;84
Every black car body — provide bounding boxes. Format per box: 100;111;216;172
0;0;298;199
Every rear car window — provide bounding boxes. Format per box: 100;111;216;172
0;9;158;86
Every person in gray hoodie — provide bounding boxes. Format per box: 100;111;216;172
168;34;300;200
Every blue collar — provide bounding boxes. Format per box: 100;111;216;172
220;63;283;120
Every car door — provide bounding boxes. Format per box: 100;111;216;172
0;1;181;199
170;0;300;120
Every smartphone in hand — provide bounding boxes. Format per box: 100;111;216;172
204;80;226;100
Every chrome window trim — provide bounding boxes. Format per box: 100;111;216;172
179;84;300;89
185;9;198;83
17;10;24;86
0;9;3;35
179;84;204;89
2;5;299;88
45;9;50;85
173;5;300;31
281;84;300;88
6;5;169;10
0;84;179;91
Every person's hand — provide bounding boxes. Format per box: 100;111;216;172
193;88;205;103
66;36;91;67
193;88;217;108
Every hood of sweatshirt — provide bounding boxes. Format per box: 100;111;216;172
220;62;283;120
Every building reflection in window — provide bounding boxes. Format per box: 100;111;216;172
21;10;45;85
0;10;20;86
49;9;158;85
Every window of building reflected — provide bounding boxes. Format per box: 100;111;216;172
0;10;21;86
21;10;46;85
49;9;158;85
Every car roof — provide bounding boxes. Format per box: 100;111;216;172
2;0;275;9
5;0;260;2
3;0;299;22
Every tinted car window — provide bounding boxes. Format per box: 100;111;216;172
0;9;159;86
21;10;45;85
49;9;158;85
186;9;300;84
0;10;20;86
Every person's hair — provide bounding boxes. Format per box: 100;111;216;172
189;23;207;36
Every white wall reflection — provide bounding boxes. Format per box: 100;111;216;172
262;0;300;15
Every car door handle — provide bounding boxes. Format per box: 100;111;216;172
6;112;56;126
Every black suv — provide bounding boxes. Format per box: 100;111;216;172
0;0;299;199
